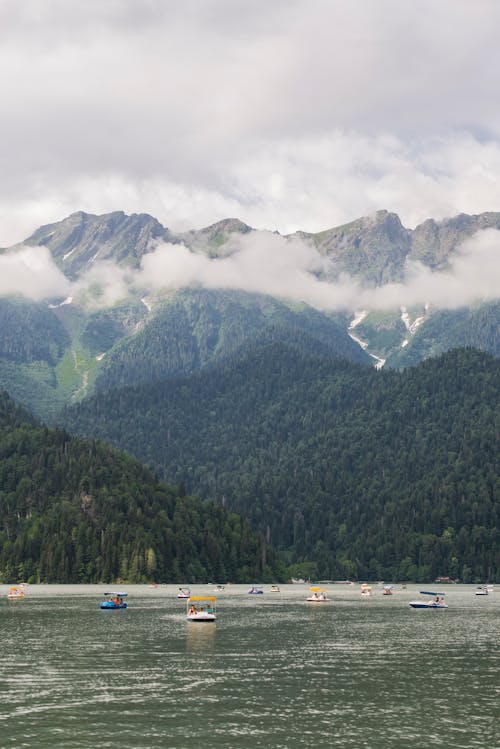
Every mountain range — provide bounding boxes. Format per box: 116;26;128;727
0;208;498;582
0;207;498;419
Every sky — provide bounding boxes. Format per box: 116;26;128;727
2;0;500;246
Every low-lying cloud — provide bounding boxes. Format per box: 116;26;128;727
1;228;499;314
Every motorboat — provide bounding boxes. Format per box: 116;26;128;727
177;587;191;599
248;585;264;594
306;586;329;602
360;583;372;597
7;586;25;600
409;591;448;609
269;585;280;593
99;592;128;609
186;596;216;622
475;587;489;596
214;585;225;592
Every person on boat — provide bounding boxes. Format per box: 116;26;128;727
189;605;197;615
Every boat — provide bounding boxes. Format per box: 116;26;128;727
408;591;448;609
248;585;264;594
382;584;394;596
360;583;372;597
475;586;489;596
306;586;329;602
214;584;225;592
177;587;191;599
7;586;25;600
99;592;128;609
186;596;216;622
269;585;280;593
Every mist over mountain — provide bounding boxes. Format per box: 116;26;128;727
0;208;498;419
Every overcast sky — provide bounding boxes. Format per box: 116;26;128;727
2;0;500;245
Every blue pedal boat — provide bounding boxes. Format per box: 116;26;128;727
99;592;128;609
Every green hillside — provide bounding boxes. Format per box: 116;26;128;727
63;347;500;583
387;303;500;367
93;289;371;393
0;391;280;584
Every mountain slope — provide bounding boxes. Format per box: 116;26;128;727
62;346;500;583
23;210;175;279
0;391;280;583
93;288;371;393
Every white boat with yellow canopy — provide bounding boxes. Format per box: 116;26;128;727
7;586;25;600
306;586;329;602
186;596;216;622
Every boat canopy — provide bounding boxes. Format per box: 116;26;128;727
309;586;326;592
104;591;128;597
188;596;216;603
420;590;445;597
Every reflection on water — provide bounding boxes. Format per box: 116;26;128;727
0;584;498;748
185;622;216;654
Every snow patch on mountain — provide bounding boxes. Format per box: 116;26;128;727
348;310;385;367
48;296;73;309
400;304;428;335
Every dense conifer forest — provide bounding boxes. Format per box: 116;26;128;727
64;346;499;583
0;392;280;583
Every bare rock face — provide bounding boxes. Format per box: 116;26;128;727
24;210;175;279
409;212;500;268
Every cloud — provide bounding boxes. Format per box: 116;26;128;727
134;228;500;312
1;1;500;243
1;228;499;313
0;246;70;300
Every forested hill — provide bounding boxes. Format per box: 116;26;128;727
63;347;500;583
0;392;280;584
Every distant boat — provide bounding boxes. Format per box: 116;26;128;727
269;585;280;593
409;591;447;609
248;585;264;594
7;586;25;600
99;592;128;609
360;583;372;597
187;596;216;622
475;587;489;596
382;585;394;596
213;585;225;592
306;586;329;602
177;587;191;599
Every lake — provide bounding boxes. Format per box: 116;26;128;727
0;584;498;748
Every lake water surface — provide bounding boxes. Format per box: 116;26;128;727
0;584;498;748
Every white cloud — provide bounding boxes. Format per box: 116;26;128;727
0;246;70;300
134;228;500;312
1;227;498;312
1;1;500;243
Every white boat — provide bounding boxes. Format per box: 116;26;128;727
213;584;225;592
475;587;489;596
177;587;191;599
360;583;372;597
269;585;280;593
248;585;264;594
306;586;329;602
409;591;448;609
186;596;216;622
